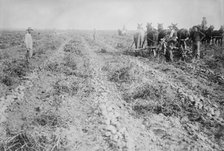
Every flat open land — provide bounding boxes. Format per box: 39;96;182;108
0;30;224;151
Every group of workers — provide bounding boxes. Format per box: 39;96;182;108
23;17;210;62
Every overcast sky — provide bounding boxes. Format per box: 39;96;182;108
0;0;223;30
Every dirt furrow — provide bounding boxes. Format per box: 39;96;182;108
1;31;223;151
1;34;106;151
0;34;71;148
90;33;223;150
81;35;164;151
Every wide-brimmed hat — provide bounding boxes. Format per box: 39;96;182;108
193;26;200;30
26;27;33;31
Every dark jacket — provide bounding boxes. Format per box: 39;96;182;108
190;31;204;42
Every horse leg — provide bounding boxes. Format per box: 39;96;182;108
169;50;173;62
143;38;145;48
220;38;222;46
217;39;220;46
140;38;143;48
221;38;223;47
153;48;157;57
215;39;218;46
134;36;138;49
140;37;143;48
137;36;140;49
147;38;150;47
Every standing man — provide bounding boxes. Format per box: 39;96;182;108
201;17;207;30
190;26;205;60
24;27;33;62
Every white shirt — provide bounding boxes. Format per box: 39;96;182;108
169;29;175;38
25;33;33;49
169;29;177;40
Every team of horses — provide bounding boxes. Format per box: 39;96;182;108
132;23;224;61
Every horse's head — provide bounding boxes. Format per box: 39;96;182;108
158;23;163;31
208;25;214;30
137;23;143;30
196;24;203;30
202;17;207;21
146;23;152;30
169;23;178;31
220;25;224;32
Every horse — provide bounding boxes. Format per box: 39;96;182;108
177;28;191;60
157;23;178;62
146;23;158;56
199;25;214;45
146;23;158;46
157;23;168;43
212;25;224;46
133;23;145;49
177;28;190;43
205;25;214;44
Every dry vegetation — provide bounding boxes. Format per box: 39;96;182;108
0;30;224;151
98;31;224;150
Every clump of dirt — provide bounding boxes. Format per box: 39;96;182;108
64;43;73;52
64;41;82;55
0;59;28;87
1;76;14;87
53;80;79;96
1;132;37;151
33;48;45;57
99;48;107;53
63;55;77;70
205;55;224;72
44;62;61;72
1;124;66;151
123;82;182;117
35;112;63;127
2;59;28;77
109;66;132;83
115;43;124;49
0;51;10;60
44;61;77;76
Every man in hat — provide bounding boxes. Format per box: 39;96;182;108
24;27;33;62
201;17;207;30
